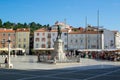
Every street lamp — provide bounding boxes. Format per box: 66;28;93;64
6;36;13;68
67;29;68;52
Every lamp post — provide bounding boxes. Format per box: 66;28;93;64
67;29;68;52
6;36;13;68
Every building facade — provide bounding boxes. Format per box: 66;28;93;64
34;24;118;51
34;28;68;50
15;28;30;54
103;29;115;49
114;31;120;48
0;28;16;48
34;22;71;50
68;31;103;50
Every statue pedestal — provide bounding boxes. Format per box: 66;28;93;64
51;39;66;61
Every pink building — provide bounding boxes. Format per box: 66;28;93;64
0;28;16;48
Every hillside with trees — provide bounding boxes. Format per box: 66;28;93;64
0;19;49;33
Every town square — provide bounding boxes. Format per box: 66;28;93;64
0;0;120;80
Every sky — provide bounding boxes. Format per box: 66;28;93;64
0;0;120;31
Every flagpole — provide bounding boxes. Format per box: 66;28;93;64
85;16;88;49
85;16;87;28
97;9;99;49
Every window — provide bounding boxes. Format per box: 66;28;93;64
42;38;45;42
18;44;21;48
35;38;39;42
8;33;10;36
81;40;83;43
64;33;67;36
64;45;67;48
36;44;39;48
24;38;26;42
23;44;26;48
48;33;51;38
91;45;96;48
3;33;5;36
76;40;78;43
41;44;45;48
37;33;39;36
14;34;15;36
110;40;114;46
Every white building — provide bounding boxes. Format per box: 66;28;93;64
68;31;103;50
103;29;115;49
34;22;71;50
68;27;116;50
114;31;120;48
34;23;118;51
51;21;70;30
34;29;68;50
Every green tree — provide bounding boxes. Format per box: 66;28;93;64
23;22;29;28
0;19;50;32
3;21;14;28
0;19;2;27
29;22;37;33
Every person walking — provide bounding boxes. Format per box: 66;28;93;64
5;57;8;64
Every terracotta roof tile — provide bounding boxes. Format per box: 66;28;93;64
16;28;30;32
0;29;15;33
69;31;102;34
35;28;68;32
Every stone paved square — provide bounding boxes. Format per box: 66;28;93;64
0;56;120;80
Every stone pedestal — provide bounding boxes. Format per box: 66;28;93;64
6;63;13;68
51;39;66;61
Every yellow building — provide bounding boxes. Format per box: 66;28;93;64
16;28;30;54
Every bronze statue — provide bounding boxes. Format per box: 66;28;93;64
57;25;62;39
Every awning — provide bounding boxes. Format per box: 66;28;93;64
34;48;54;51
77;48;120;52
11;48;25;53
0;48;8;51
77;49;102;52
